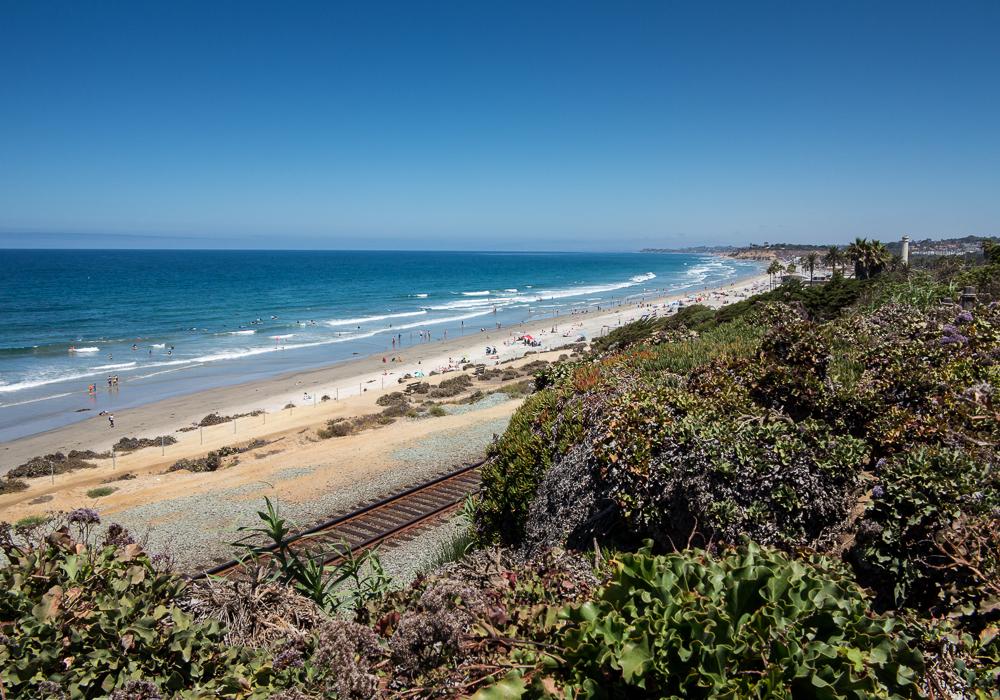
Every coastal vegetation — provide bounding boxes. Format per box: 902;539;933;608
2;244;998;697
85;486;116;498
113;436;178;453
168;439;271;473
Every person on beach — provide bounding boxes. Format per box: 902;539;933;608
108;413;115;428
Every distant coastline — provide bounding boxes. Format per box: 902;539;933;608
641;233;997;259
0;250;763;442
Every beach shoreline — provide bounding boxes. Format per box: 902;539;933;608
0;251;763;443
0;270;770;477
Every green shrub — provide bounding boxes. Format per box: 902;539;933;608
381;401;411;417
591;316;668;353
376;391;407;407
715;276;867;325
860;270;956;310
851;447;1000;614
498;544;923;699
13;514;49;529
637;318;764;374
0;517;293;697
167;451;222;473
234;498;391;618
429;374;474;398
317;418;353;438
113;435;177;452
7;451;101;479
428;404;447;417
0;477;29;494
498;379;535;398
86;486;117;498
317;412;390;438
475;389;560;544
595;380;868;549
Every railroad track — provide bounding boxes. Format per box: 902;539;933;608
194;461;483;579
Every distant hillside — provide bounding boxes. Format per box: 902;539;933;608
643;234;997;260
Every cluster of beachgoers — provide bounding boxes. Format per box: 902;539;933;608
0;272;771;562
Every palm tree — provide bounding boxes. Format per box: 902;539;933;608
804;252;819;282
824;245;842;276
867;240;891;277
766;259;783;289
846;237;891;280
846;237;868;279
786;261;797;275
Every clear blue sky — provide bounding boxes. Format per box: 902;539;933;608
1;1;997;250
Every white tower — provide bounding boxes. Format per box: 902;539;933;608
901;235;910;266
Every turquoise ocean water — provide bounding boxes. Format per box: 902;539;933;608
0;250;761;442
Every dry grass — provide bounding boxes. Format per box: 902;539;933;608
184;571;329;649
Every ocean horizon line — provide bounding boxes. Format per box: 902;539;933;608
0;246;667;254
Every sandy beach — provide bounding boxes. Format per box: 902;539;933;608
0;271;770;568
1;270;770;470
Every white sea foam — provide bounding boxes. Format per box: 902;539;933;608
391;309;494;331
0;392;75;408
411;293;429;298
193;347;278;362
192;330;386;363
0;328;392;394
274;330;381;350
69;347;99;353
129;364;203;380
325;310;427;327
429;298;509;311
0;356;201;393
433;272;659;310
94;362;137;371
0;370;118;393
0;269;710;402
519;273;658;303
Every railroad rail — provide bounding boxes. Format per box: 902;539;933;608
193;460;483;579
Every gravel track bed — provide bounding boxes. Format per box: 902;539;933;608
376;514;470;586
110;414;512;572
440;391;513;416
